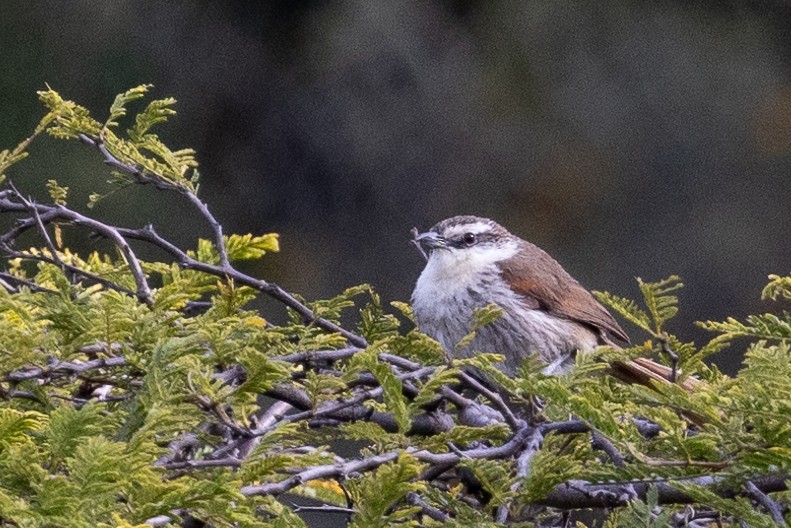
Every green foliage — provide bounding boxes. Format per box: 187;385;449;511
225;233;280;261
235;349;292;396
595;275;683;335
44;403;115;464
128;97;177;143
419;486;502;527
39;84;198;195
763;273;791;301
309;284;372;324
673;483;781;528
46;178;69;205
518;441;584;504
359;288;402;341
455;352;516;394
604;486;675;527
0;96;60;182
346;455;425;528
1;86;790;527
358;346;412;433
38;87;103;139
699;313;791;342
412;366;461;407
459;458;514;507
0;408;47;447
638;275;684;333
105;84;152;129
388;328;447;366
456;303;504;349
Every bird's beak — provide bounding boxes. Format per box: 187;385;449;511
411;228;446;261
414;231;446;249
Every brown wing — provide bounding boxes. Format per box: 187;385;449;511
498;242;630;345
499;242;710;423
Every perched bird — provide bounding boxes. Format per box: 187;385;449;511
411;215;629;376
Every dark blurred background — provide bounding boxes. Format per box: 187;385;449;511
2;1;790;374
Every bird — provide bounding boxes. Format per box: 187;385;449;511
410;215;629;376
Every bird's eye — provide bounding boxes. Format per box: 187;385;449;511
462;232;477;246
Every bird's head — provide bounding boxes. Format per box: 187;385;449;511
412;216;520;277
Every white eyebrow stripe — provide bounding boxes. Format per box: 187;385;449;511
443;221;492;238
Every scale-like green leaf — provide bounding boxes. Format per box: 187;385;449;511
105;84;152;129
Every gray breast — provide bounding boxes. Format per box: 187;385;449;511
413;272;598;376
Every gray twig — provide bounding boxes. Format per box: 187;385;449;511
745;480;787;526
591;430;626;468
457;371;521;430
6;356;128;382
496;425;544;523
183;191;231;271
438;385;505;427
0;272;57;294
13;185;65;270
539;475;789;510
241;451;401;496
406;492;449;522
79;133;232;272
162;457;242;471
291;504;357;516
242;426;543;498
0;194;368;347
258;366;435;437
2;248;137;297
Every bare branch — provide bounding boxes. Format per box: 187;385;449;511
379;353;423;371
263;381;455;437
274;347;360;364
241;451;401;496
0;191;152;305
2;248;137;297
242;425;540;498
291;504;357;516
182;191;230;271
0;194;368;347
10;183;64;271
144;515;175;527
438;385;505;427
0;272;57;294
405;492;449;522
497;426;544;523
79;133;232;271
62;206;153;305
538;475;789;510
458;371;521;430
6;356;127;382
745;480;788;526
163;457;242;471
591;430;626;468
0;386;44;403
259;366;436;437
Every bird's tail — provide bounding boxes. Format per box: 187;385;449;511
609;357;701;392
609;357;706;426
